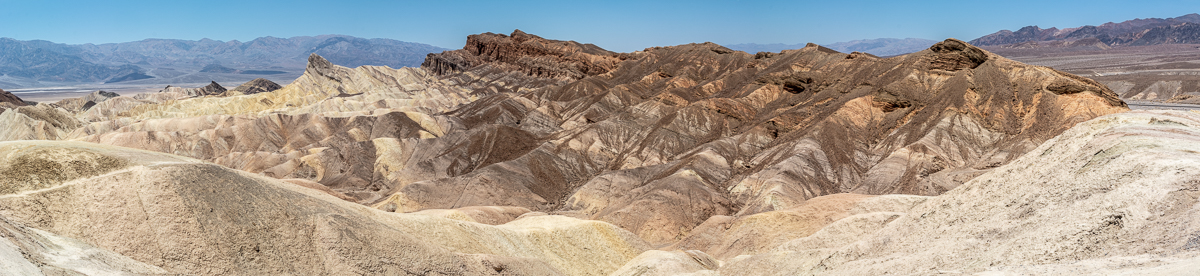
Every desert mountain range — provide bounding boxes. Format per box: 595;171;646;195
971;13;1200;47
728;38;940;57
2;30;1200;275
0;35;447;87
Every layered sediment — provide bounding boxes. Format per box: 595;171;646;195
0;30;1172;275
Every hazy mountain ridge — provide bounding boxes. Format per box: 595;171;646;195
74;35;449;69
726;38;937;56
970;13;1200;46
0;35;449;85
0;38;144;83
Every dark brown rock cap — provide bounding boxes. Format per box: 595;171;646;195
0;88;27;107
421;29;623;80
926;38;990;71
232;78;283;95
188;81;227;97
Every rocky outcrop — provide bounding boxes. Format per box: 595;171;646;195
52;90;118;112
422;29;624;79
229;77;282;95
144;81;228;100
0;103;81;141
190;81;227;97
0;88;25;107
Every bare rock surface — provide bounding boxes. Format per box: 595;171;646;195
0;213;172;275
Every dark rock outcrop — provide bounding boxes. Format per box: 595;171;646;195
188;81;227;97
0;88;26;107
230;78;282;95
422;29;624;80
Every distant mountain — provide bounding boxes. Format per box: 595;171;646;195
0;35;449;86
825;38;939;56
0;38;144;82
726;38;937;56
970;13;1200;46
75;35;448;69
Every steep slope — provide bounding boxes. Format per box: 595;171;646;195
714;110;1200;275
371;33;1126;244
0;103;81;141
0;88;25;108
67;52;552;202
0;141;650;275
0;214;171;275
109;53;513;120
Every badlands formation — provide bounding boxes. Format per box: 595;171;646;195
2;30;1198;275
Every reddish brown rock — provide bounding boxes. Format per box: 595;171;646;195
422;29;624;79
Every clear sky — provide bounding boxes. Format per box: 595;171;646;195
2;0;1198;52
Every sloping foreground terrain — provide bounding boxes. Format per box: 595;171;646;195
709;110;1200;275
0;141;648;275
607;110;1200;274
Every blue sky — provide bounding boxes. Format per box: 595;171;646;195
1;0;1198;52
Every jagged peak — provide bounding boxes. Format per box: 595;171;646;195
802;42;842;54
305;53;352;81
308;53;333;69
